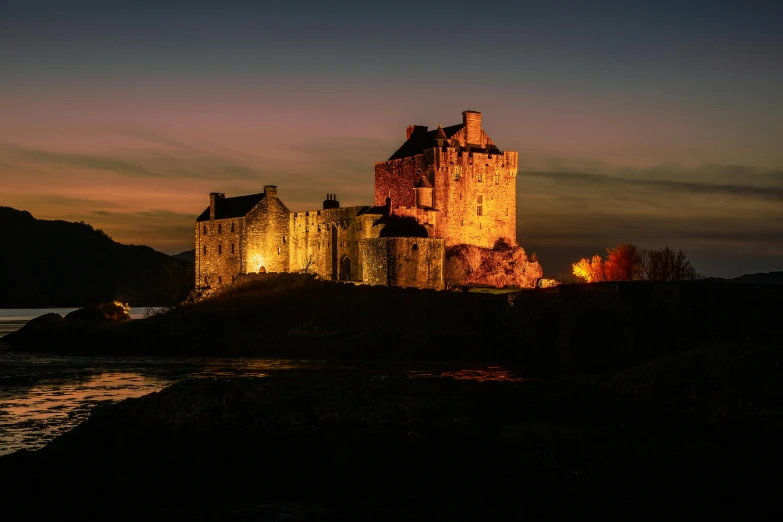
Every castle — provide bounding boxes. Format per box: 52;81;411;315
195;110;518;290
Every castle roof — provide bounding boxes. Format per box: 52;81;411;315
433;124;448;141
387;123;503;160
388;123;463;161
196;192;266;222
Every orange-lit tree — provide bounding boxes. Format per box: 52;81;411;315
573;244;700;283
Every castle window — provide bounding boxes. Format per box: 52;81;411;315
217;224;222;234
218;244;222;254
477;195;483;204
282;235;287;243
477;205;483;216
477;172;483;182
203;225;207;234
306;225;309;232
231;243;235;254
453;165;462;181
412;244;418;251
231;222;235;232
203;245;207;255
494;172;499;185
218;276;222;284
505;208;508;216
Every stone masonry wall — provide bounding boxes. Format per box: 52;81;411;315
242;190;290;274
195;217;244;289
359;237;445;290
289;207;386;281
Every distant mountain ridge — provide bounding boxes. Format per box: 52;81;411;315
0;207;193;307
172;249;195;263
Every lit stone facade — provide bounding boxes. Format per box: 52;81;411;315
375;110;518;249
194;110;516;291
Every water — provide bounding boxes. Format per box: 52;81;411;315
0;352;314;456
0;309;524;458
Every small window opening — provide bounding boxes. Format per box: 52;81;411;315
218;276;222;284
412;244;419;251
277;246;280;254
217;224;222;234
494;172;499;185
477;206;483;216
231;243;235;254
218;244;222;254
231;222;235;232
203;225;207;234
203;245;207;255
477;172;483;182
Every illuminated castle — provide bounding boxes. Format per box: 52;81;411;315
195;110;518;290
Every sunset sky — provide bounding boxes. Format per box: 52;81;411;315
1;1;781;277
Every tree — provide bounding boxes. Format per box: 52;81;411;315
462;245;483;284
639;246;700;281
572;254;606;283
573;244;700;283
604;243;641;281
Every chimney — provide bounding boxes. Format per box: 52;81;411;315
323;193;340;210
263;185;277;198
462;110;482;146
406;125;429;140
209;192;224;220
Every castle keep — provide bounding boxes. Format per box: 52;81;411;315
195;110;518;290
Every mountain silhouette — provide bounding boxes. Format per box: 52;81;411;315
0;207;193;307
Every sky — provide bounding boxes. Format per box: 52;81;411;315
1;0;782;278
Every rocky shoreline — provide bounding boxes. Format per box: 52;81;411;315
2;349;782;520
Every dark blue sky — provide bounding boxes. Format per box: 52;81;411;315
1;0;782;276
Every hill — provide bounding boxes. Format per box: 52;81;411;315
0;207;193;307
171;249;195;263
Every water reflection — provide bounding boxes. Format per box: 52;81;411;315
0;352;525;456
0;354;309;456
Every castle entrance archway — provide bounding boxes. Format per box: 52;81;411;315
258;266;266;273
339;256;351;281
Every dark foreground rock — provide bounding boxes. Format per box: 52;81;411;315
2;350;782;521
4;275;782;379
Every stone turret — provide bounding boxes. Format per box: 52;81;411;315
462;110;482;146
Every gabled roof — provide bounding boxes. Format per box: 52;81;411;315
388;124;463;161
196;193;265;222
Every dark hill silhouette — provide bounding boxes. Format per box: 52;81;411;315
172;249;195;263
0;207;193;307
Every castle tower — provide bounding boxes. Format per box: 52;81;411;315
374;110;518;248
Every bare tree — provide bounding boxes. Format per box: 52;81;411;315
462;245;483;283
300;253;317;274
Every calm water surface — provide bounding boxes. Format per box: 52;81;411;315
0;309;524;457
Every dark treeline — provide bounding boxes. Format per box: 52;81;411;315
0;207;193;307
7;273;781;377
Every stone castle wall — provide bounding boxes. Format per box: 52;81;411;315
195;217;244;289
242;188;290;275
288;207;386;281
359;237;444;290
